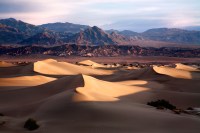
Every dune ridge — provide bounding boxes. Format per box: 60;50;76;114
153;66;200;79
0;61;16;67
78;60;106;68
175;63;200;71
0;59;200;133
74;75;149;102
0;75;56;88
34;59;114;75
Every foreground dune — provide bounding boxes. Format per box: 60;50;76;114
74;75;149;101
0;59;200;133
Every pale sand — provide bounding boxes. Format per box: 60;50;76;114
78;60;106;68
0;59;200;133
0;61;16;67
0;75;56;89
175;63;200;72
74;75;149;102
34;59;114;75
153;66;200;79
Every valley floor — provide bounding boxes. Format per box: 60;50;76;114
0;55;200;64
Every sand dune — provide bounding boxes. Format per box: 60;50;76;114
153;66;200;79
34;59;114;75
74;75;149;102
175;63;200;71
95;67;168;82
0;75;56;89
0;61;16;67
0;59;200;133
78;60;106;68
0;75;83;108
0;63;34;77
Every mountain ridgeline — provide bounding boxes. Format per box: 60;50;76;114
0;18;200;46
40;22;89;33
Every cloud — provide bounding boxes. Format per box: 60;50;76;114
0;0;45;13
101;19;168;32
0;0;199;31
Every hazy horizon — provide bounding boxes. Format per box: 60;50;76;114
0;0;200;32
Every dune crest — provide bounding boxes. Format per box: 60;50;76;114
34;59;113;75
74;75;149;102
153;66;200;79
0;61;16;67
175;63;200;71
1;59;200;133
0;75;56;87
79;60;104;67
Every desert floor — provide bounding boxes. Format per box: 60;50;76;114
0;58;200;133
1;55;200;63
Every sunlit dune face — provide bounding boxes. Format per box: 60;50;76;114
115;80;148;86
175;63;200;72
153;66;200;79
33;59;114;75
0;75;56;87
73;75;149;102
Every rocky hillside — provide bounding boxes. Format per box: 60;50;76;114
20;31;63;45
40;22;89;33
142;28;200;44
0;44;199;58
0;18;44;36
0;24;26;44
68;26;116;45
0;18;200;46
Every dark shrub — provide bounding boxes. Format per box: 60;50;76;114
187;107;194;110
0;113;4;116
156;106;165;110
24;118;39;131
147;99;176;110
173;109;182;114
0;121;6;126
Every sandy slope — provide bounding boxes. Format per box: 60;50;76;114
153;66;200;79
0;59;200;133
0;75;56;89
0;63;34;77
0;61;16;67
74;75;149;102
34;59;114;75
175;63;200;71
78;60;106;68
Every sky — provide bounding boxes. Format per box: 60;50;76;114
0;0;200;32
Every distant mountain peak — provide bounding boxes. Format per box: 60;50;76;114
92;26;101;30
68;26;116;45
6;18;17;21
40;22;89;33
0;18;200;46
20;31;62;45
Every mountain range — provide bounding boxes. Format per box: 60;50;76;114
0;18;200;47
1;44;200;58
